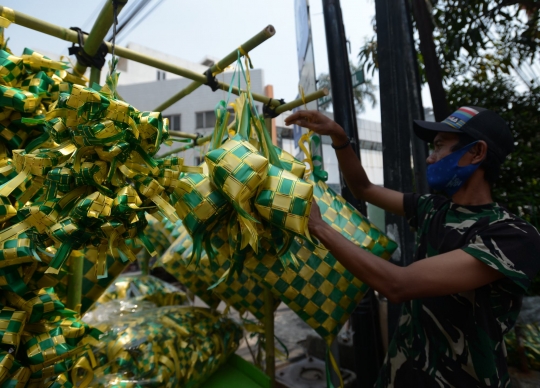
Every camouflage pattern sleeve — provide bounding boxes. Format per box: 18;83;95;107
462;219;540;291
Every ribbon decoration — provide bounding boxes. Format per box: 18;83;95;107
0;34;208;387
95;273;187;308
82;306;242;388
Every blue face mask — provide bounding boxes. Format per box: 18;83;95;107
427;141;480;196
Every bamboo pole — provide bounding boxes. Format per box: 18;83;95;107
73;0;128;76
89;67;101;85
3;7;328;112
163;86;325;154
66;1;125;312
168;131;199;140
195;133;212;146
160;144;193;157
274;88;329;115
159;132;213;158
154;25;276;112
66;254;83;312
263;289;276;387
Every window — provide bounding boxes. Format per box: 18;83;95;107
196;109;237;129
163;114;181;131
205;111;216;128
196;110;216;129
157;71;166;81
196;112;205;129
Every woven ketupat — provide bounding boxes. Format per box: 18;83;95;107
23;327;73;365
171;171;229;262
205;135;268;223
0;85;40;113
5;289;64;324
312;178;397;258
2;364;29;387
202;218;279;320
274;146;305;179
0;352;20;385
0;307;26;353
245;235;367;339
154;225;221;309
255;164;313;238
144;215;173;257
245;176;398;339
0;50;23;87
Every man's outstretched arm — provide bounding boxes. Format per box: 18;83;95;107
285;110;405;216
309;202;504;303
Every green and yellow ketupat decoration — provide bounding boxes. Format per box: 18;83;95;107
152;52;398;387
0;24;208;386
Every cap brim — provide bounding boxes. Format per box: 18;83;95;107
413;120;462;143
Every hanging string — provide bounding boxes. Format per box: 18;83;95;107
298;85;308;111
110;0;119;67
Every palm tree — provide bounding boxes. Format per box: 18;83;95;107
317;61;378;114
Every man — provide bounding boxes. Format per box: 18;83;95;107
285;107;540;387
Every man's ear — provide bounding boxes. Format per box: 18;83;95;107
472;140;488;164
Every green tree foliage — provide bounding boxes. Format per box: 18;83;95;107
448;75;540;297
430;0;539;80
360;0;540;291
317;61;378;114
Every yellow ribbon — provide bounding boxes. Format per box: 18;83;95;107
298;131;314;180
326;338;345;388
71;352;97;388
299;84;308;110
0;7;14;28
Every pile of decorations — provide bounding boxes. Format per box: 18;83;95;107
0;32;203;385
94;273;187;308
81;269;239;388
84;305;242;388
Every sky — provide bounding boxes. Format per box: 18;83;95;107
3;0;433;123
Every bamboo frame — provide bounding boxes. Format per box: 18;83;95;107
66;253;84;313
154;25;276;112
72;0;128;76
57;0;126;311
1;6;327;113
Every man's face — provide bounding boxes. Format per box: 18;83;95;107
426;132;460;165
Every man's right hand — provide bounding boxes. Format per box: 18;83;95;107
285;110;406;217
284;110;346;139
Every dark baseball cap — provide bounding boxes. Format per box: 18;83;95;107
413;106;514;162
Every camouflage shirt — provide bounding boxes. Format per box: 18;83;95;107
376;193;540;388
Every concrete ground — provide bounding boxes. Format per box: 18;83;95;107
232;302;318;367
